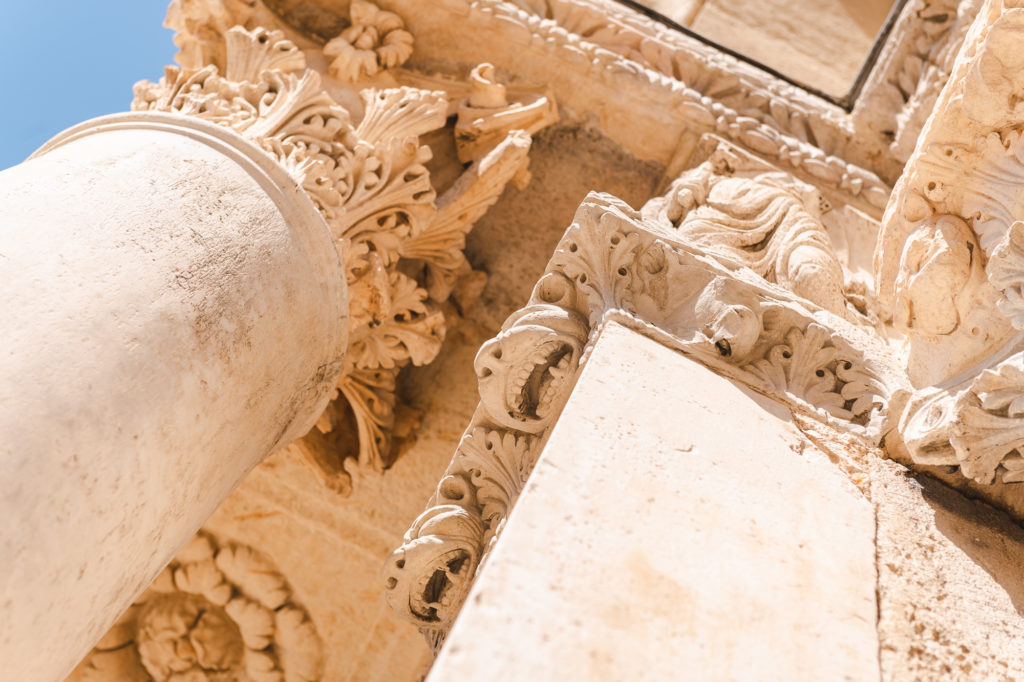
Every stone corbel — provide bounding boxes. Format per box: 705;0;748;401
877;0;1024;484
136;22;556;493
383;188;908;648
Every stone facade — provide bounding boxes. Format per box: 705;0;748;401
5;0;1024;680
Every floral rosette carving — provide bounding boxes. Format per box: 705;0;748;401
133;24;550;493
69;533;323;682
324;0;414;82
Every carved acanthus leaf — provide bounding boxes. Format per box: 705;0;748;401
950;355;1024;484
337;367;399;472
346;269;446;370
135;25;556;490
387;192;904;647
744;322;884;421
403;130;533;300
901;351;1024;485
457;427;536;533
356;87;448;144
550;224;643;325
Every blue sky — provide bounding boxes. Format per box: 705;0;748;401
0;2;177;170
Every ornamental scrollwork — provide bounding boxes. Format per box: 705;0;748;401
69;533;323;682
385;188;904;648
877;2;1024;484
133;24;556;493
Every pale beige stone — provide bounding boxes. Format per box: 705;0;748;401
639;0;704;25
6;0;1024;680
0;114;347;681
428;322;880;681
872;457;1024;680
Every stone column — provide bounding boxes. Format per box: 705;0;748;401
0;112;348;681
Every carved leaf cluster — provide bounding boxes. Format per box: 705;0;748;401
323;0;414;82
134;23;544;487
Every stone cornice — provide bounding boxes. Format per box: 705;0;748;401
382;179;908;647
163;0;984;214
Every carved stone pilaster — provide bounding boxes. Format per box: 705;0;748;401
135;17;556;493
383;173;907;647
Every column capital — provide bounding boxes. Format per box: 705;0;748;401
877;0;1024;486
131;21;556;493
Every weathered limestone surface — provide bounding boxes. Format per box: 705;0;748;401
872;457;1024;680
0;114;347;681
428;322;880;681
9;0;1024;679
67;119;664;682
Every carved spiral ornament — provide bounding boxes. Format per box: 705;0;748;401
70;533;323;682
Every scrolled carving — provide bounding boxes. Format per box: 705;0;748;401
454;63;559;164
901;352;1024;484
134;24;556;490
387;191;904;646
877;2;1024;484
476;304;590;434
69;533;323;682
382;495;486;632
745;321;888;423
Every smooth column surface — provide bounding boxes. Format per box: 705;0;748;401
0;114;347;681
429;321;879;681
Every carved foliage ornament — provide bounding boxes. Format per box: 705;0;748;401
384;190;904;648
134;23;553;492
879;1;1024;483
69;533;323;682
323;0;414;82
646;146;855;322
442;0;893;204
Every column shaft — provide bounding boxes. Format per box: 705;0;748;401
0;113;347;680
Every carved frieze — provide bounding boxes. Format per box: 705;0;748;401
384;180;907;647
854;0;984;165
69;533;323;682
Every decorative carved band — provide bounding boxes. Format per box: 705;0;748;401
383;178;906;647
